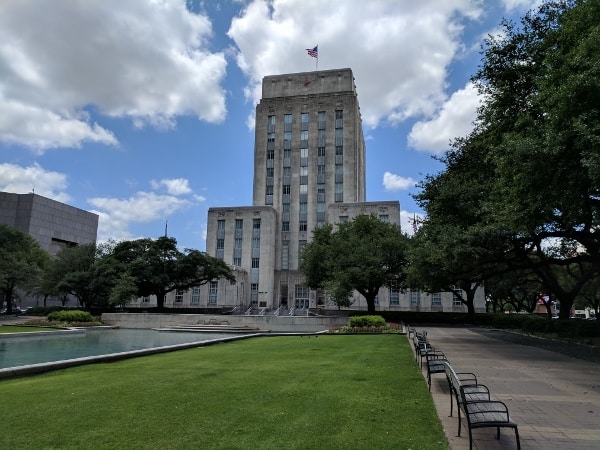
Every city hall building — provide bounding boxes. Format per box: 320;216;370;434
133;69;485;313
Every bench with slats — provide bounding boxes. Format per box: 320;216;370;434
443;361;520;450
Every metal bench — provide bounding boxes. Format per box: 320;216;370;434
443;361;520;450
425;350;448;391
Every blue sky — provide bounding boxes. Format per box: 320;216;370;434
0;0;540;251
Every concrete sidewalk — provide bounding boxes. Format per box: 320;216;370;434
414;326;600;450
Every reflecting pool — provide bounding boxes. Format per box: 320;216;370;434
0;329;237;369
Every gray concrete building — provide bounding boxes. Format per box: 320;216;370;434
0;192;98;255
139;68;485;313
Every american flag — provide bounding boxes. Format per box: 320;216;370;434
306;45;318;58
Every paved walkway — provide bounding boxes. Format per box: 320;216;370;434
413;326;600;450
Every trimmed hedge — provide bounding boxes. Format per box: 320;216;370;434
47;310;95;323
349;315;387;328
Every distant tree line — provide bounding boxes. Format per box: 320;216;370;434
0;223;234;313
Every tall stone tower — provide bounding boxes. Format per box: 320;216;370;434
205;68;400;311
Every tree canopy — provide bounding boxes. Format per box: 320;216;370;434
0;224;49;313
414;0;600;318
301;214;410;314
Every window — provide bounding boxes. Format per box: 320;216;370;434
217;219;225;230
453;290;464;306
267;132;275;143
208;281;218;305
283;167;291;177
284;131;291;142
265;185;273;195
335;110;343;120
216;238;224;250
253;219;261;230
390;286;400;306
267;115;275;126
335;165;343;175
301;112;309;123
317;185;325;194
338;216;348;224
142;296;150;303
252;237;260;248
284;114;292;124
266;167;274;178
317;202;326;212
299;221;307;231
251;258;260;268
318;146;325;157
282;221;290;231
299;202;307;213
284;149;291;159
379;215;389;222
317;165;325;175
282;203;290;212
281;242;289;270
300;148;308;158
300;130;308;141
251;283;259;305
267;149;274;160
299;184;308;194
335;183;343;193
234;238;242;249
335;145;343;156
235;219;243;230
175;289;184;303
282;185;291;194
233;257;241;266
191;286;200;304
410;291;421;306
432;292;442;306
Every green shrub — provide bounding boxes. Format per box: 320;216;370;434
349;315;387;328
47;310;95;323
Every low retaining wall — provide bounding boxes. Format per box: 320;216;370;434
102;313;349;333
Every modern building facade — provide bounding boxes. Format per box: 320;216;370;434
0;192;99;255
133;68;485;313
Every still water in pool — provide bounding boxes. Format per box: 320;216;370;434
0;329;236;369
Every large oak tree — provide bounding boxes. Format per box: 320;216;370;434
301;214;409;314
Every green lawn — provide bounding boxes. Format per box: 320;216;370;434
0;334;448;449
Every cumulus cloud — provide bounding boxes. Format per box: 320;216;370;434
408;82;480;154
0;163;71;203
383;172;416;192
228;0;482;129
0;1;227;152
501;0;543;12
151;178;193;196
88;178;204;242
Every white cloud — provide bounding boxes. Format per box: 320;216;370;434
0;163;71;203
0;1;227;152
501;0;543;12
151;178;193;196
383;172;416;192
88;191;193;242
407;82;480;154
228;0;482;129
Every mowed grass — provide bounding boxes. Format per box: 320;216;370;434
0;334;448;449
